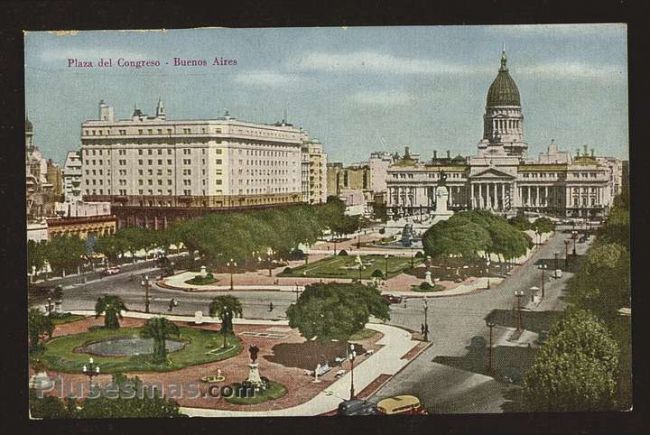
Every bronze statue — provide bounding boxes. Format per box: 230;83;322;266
249;344;259;363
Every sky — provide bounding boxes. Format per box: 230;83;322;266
25;24;628;166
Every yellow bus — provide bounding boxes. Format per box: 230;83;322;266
376;395;428;415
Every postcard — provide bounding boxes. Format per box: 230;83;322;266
25;24;630;418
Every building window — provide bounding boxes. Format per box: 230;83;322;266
138;149;143;155
216;159;222;164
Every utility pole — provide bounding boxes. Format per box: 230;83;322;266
423;296;429;342
514;290;524;331
141;275;150;313
486;321;495;372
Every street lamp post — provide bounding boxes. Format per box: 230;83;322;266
486;321;495;372
227;259;237;290
45;298;54;315
222;305;228;348
267;256;273;277
564;240;570;268
82;357;100;389
384;254;389;279
349;343;356;400
514;290;525;331
423;296;429;342
294;283;301;303
140;275;150;313
554;251;559;275
538;264;547;298
572;230;577;255
357;234;361;249
333;239;337;256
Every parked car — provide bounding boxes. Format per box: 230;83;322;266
337;399;381;416
100;266;121;276
382;294;403;304
376;395;428;415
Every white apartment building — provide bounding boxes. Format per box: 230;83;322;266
79;100;326;228
62;151;82;202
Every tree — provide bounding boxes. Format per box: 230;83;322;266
209;295;243;336
523;350;616;411
94;233;126;264
30;374;185;418
94;295;127;329
533;217;554;233
286;283;390;342
523;308;619;411
568;242;630;322
422;217;490;260
28;307;54;351
140;317;180;364
508;215;532;231
43;234;85;275
27;240;47;277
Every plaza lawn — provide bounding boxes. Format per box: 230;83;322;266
411;283;446;292
185;275;218;285
349;328;378;340
49;313;86;325
225;381;287;405
278;254;422;280
39;326;242;373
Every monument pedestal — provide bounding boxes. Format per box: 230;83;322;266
246;362;264;388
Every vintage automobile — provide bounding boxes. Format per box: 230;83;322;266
337;399;381;416
382;294;403;304
100;266;121;276
376;395;428;415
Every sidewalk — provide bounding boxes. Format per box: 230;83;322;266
67;310;421;417
387;277;504;298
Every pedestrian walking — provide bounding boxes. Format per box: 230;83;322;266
420;323;425;335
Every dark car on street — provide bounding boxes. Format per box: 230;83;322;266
337;399;381;416
382;294;403;304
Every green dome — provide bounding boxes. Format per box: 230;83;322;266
486;52;520;107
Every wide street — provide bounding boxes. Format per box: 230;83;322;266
370;225;589;413
42;225;590;414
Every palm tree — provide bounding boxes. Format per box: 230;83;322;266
140;317;180;364
28;308;54;351
208;295;243;348
95;295;127;329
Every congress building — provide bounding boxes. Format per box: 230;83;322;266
386;50;623;219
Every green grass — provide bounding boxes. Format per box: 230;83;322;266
225;381;287;405
50;313;86;325
411;284;446;292
278;255;422;279
39;326;242;373
185;274;218;285
349;328;378;340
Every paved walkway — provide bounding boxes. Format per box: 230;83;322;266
66;311;421;417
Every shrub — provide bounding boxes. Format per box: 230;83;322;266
371;269;384;278
283;267;293;274
415;251;425;258
338;250;348;256
378;228;386;235
419;282;433;290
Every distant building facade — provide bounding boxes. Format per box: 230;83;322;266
62;151;83;202
80;100;325;228
385;51;622;219
26;116;58;222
